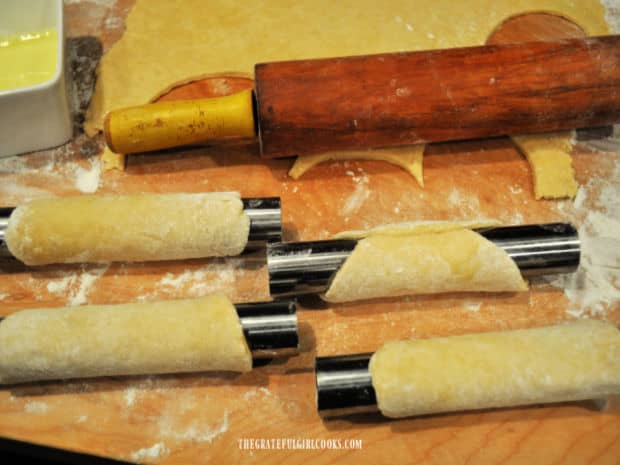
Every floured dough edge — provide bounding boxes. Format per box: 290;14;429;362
324;221;527;302
289;145;425;186
332;219;501;239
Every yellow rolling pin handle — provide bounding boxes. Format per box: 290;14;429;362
103;89;256;154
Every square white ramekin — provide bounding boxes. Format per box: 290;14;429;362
0;0;72;157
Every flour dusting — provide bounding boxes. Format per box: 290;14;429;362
47;276;74;294
70;265;109;306
159;411;229;444
0;143;101;202
546;147;620;319
24;401;49;414
130;442;169;462
138;261;239;300
124;387;138;407
463;301;482;312
243;387;273;401
447;187;481;216
342;170;370;216
74;157;101;193
45;264;109;306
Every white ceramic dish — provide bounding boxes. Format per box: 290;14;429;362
0;0;71;158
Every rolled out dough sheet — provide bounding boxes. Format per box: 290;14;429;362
85;0;609;197
369;319;620;418
0;294;252;384
5;192;249;265
324;222;526;303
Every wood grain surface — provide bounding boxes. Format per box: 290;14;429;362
255;35;620;157
0;3;619;464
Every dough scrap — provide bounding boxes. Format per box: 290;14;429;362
332;220;501;240
0;295;252;384
6;192;249;265
289;145;425;186
370;320;620;418
324;223;526;302
101;146;126;171
512;131;579;199
85;0;609;183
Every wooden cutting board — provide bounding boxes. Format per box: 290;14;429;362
0;4;618;464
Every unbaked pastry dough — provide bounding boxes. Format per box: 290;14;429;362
332;220;500;239
5;192;249;265
324;222;526;302
0;295;252;384
369;319;620;418
289;145;425;186
512;131;578;199
85;0;609;189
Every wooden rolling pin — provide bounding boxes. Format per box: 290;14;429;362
104;35;620;157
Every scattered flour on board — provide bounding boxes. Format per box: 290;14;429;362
546;135;620;319
130;443;169;462
138;261;239;300
447;187;481;217
124;387;138;407
0;144;101;201
76;415;88;423
159;411;229;444
462;301;482;312
74;157;101;193
242;387;273;401
24;401;49;414
342;169;370;216
45;264;109;306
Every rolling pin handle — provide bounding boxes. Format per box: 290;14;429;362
104;89;257;154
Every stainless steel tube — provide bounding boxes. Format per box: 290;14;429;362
315;353;377;417
235;300;299;359
0;207;11;258
268;223;580;298
243;197;282;246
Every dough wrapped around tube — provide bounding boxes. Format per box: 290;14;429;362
5;192;250;265
324;223;527;303
369;320;620;418
0;295;252;384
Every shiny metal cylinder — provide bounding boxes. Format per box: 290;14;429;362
315;353;376;417
268;223;580;298
268;239;357;296
0;207;12;258
476;223;580;276
235;300;299;359
243;197;282;246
